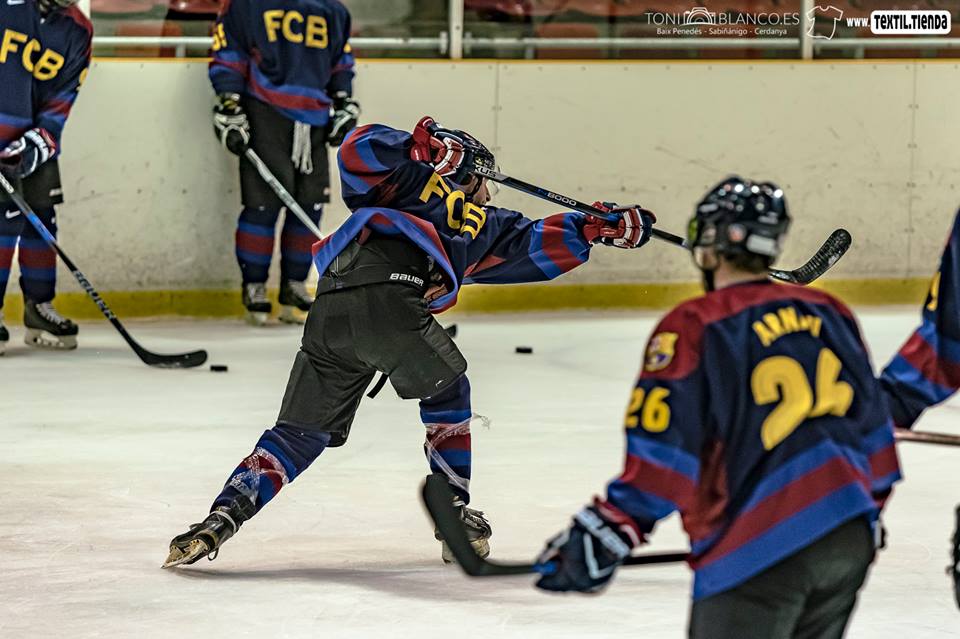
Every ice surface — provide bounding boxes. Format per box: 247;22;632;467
2;309;958;638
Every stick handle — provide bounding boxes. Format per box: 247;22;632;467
244;148;324;240
895;428;960;447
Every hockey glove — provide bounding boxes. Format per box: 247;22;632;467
0;128;56;179
410;116;495;185
327;92;360;147
213;93;250;156
535;501;642;594
583;201;656;250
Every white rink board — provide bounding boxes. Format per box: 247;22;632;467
34;60;960;294
1;309;958;638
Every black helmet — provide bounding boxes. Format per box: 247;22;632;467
688;176;790;269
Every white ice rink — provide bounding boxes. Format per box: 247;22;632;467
2;309;958;638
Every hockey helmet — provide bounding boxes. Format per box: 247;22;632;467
688;176;790;270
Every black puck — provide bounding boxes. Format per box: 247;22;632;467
210;364;229;372
515;346;533;354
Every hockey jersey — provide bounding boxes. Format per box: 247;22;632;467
605;280;901;600
0;2;92;152
880;210;960;428
313;123;594;312
209;0;354;126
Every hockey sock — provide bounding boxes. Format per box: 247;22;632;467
18;207;56;304
420;375;473;504
235;206;280;284
280;204;322;282
212;424;331;514
880;210;960;428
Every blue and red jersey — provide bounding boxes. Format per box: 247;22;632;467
881;210;960;428
313;123;593;312
0;2;92;152
604;280;901;600
209;0;354;126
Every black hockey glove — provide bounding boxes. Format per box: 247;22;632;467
327;92;360;147
213;92;250;156
535;505;637;594
952;503;959;609
0;128;56;179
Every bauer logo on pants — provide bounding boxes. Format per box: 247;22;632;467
645;332;679;372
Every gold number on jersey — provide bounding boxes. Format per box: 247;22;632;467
751;348;854;450
212;23;227;52
927;271;941;312
624;387;671;433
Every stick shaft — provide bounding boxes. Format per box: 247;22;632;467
244;148;324;240
895;428;960;447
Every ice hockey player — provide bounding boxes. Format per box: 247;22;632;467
535;178;902;639
162;116;656;567
209;0;359;324
0;0;91;354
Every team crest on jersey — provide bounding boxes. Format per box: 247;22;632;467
645;332;679;372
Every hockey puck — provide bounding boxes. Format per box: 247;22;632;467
515;346;533;354
210;364;229;372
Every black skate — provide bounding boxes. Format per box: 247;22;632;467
0;311;8;356
162;498;255;569
435;498;492;564
278;279;313;325
242;283;271;326
23;300;78;350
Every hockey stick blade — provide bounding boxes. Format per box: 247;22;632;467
769;229;852;285
422;473;688;577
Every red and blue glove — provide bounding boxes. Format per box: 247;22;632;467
535;500;643;593
0;128;57;179
583;201;656;249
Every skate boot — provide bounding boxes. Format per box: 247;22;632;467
162;497;255;568
242;282;271;326
435;497;492;564
278;279;313;325
0;311;8;356
23;300;78;350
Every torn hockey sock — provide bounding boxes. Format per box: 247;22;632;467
420;376;473;504
212;424;331;514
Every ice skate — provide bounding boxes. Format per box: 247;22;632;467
435;498;492;564
278;279;313;325
162;499;254;568
23;300;78;350
242;282;271;326
0;311;8;356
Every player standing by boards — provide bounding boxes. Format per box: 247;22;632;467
162;116;656;567
209;0;359;325
535;178;902;639
0;0;91;354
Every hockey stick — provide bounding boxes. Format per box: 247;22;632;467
472;164;851;286
421;473;688;577
243;148;325;240
895;428;960;447
0;170;208;368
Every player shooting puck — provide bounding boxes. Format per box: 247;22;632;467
515;346;533;354
210;364;229;372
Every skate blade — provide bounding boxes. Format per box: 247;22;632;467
244;311;270;327
278;305;306;325
162;539;210;569
24;329;77;350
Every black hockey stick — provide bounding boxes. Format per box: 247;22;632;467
472;164;851;286
0;171;207;368
422;473;688;577
244;148;324;240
